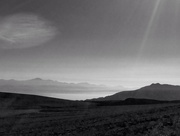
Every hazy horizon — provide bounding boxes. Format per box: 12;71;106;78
0;77;180;100
0;77;130;100
0;77;179;89
0;0;180;97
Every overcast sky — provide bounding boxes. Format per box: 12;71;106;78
0;0;180;88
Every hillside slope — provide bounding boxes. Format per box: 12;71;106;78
93;83;180;101
0;92;88;110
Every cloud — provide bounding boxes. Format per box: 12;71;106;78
0;14;57;49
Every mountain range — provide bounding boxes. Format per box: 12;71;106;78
0;78;125;99
92;83;180;101
1;79;180;101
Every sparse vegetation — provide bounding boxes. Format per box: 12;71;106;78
1;102;180;136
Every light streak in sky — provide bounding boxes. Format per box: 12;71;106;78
137;0;162;60
130;0;163;80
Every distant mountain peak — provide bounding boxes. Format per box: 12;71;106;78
148;83;162;87
30;78;43;81
150;83;161;86
140;83;168;90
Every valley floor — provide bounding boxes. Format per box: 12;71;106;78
1;103;180;136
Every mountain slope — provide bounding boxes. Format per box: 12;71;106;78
93;83;180;101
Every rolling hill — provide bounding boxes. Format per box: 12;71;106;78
0;92;91;110
93;83;180;101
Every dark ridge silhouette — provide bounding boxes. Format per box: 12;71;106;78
0;92;91;110
91;83;180;101
2;83;180;110
88;98;175;106
1;91;176;111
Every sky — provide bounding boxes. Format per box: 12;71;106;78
0;0;180;89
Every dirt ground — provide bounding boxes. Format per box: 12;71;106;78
1;103;180;136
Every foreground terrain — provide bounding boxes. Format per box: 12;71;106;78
1;92;180;136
